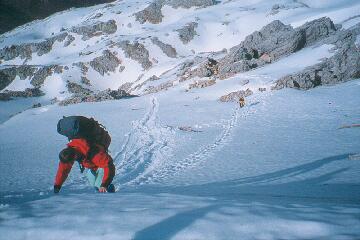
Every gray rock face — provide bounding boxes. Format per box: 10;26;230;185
31;65;62;87
64;34;76;47
151;37;177;58
187;58;218;78
119;82;133;92
135;0;164;24
217;60;254;79
146;75;161;82
0;68;17;90
0;32;68;61
81;76;91;85
59;88;135;106
117;41;152;69
189;17;338;81
0;65;36;90
298;17;336;47
273;42;360;90
0;44;32;61
177;22;198;44
236;20;306;61
119;66;125;72
89;50;121;76
188;79;216;89
219;88;253;102
0;65;62;91
166;0;217;9
36;39;55;57
0;88;44;101
73;62;89;75
108;88;132;99
269;2;308;15
37;33;68;56
134;0;216;24
273;27;360;90
144;81;174;94
71;20;117;40
66;81;92;94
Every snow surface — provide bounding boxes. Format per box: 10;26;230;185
1;0;360;239
1;78;360;240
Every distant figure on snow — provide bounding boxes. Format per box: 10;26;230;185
239;97;245;108
54;116;115;193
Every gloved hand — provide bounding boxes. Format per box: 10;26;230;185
54;185;61;193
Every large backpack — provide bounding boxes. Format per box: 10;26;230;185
57;116;111;150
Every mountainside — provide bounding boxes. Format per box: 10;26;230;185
0;1;360;240
1;0;359;108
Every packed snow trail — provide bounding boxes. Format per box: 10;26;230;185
112;91;272;186
113;97;175;186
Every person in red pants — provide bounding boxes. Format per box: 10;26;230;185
54;138;115;193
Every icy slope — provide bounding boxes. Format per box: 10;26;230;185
1;78;359;239
1;1;360;239
1;44;360;239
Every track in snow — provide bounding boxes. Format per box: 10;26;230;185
113;97;175;186
114;92;271;186
140;92;272;185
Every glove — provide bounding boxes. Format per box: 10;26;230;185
54;185;61;193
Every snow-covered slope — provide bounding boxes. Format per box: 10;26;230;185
0;1;360;239
1;0;359;101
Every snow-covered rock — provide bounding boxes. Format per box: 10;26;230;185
274;24;360;90
117;41;152;70
89;49;121;76
176;22;199;44
0;0;359;103
70;19;117;40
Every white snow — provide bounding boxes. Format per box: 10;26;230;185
1;79;360;239
1;0;360;239
1;76;33;92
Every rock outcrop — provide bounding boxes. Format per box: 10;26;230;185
269;2;309;15
188;79;216;89
135;0;164;24
31;65;63;87
166;0;217;9
64;35;76;47
273;34;360;90
0;66;36;90
0;88;44;101
0;65;63;91
71;20;117;40
186;17;339;81
117;41;152;69
151;37;177;58
89;50;122;76
186;58;218;79
298;17;337;47
219;88;253;102
0;33;68;61
176;22;199;44
73;62;89;75
143;81;174;94
66;81;92;95
134;0;217;24
59;88;135;106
